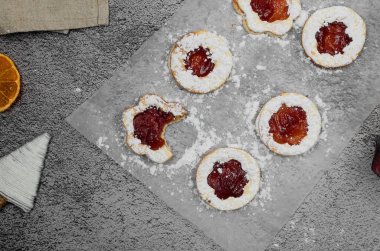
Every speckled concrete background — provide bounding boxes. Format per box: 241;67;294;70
0;0;379;250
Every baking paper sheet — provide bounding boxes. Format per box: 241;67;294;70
67;0;379;250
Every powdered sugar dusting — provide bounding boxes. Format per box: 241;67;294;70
249;34;290;48
314;94;330;144
294;10;309;30
231;73;241;89
256;65;267;71
97;137;109;151
167;106;222;171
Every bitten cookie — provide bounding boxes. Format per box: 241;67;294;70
196;148;261;211
302;6;366;68
122;94;188;163
169;30;233;94
256;93;321;156
233;0;301;36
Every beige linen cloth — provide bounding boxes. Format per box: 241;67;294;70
0;0;109;35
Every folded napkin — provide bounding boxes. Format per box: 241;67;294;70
0;0;109;35
0;133;50;212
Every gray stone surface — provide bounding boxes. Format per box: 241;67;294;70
0;0;379;251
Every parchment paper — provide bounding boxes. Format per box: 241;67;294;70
67;0;380;250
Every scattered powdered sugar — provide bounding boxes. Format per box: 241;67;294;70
314;67;344;76
166;106;222;172
262;85;271;94
314;94;330;143
230;69;241;89
294;10;309;30
149;166;157;175
244;99;260;132
273;38;290;48
248;34;267;41
256;65;267;71
97;136;109;151
239;40;246;48
167;33;175;43
257;181;272;207
232;75;241;89
249;34;290;48
272;244;280;249
235;25;243;32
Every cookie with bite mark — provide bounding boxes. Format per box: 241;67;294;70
122;94;187;163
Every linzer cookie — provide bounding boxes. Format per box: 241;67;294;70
169;30;233;94
122;94;187;163
196;148;261;211
256;93;321;156
233;0;301;36
302;6;366;68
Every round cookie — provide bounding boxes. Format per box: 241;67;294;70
256;93;321;156
122;94;188;163
302;6;366;68
196;148;261;211
169;30;233;94
233;0;301;36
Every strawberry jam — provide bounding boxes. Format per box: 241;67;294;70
133;106;175;150
250;0;289;23
315;21;352;56
269;104;308;145
207;159;248;200
184;46;215;77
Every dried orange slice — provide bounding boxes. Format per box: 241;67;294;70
0;54;20;112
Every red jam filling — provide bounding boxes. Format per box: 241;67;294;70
133;106;175;150
184;46;215;77
269;104;308;145
207;159;248;200
250;0;289;23
315;21;353;56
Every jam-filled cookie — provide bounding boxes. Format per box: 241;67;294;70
169;30;233;94
196;148;261;211
302;6;366;68
233;0;301;36
122;94;188;163
256;93;321;156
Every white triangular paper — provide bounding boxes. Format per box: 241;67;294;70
0;133;50;212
